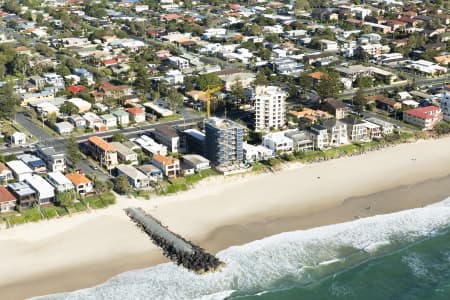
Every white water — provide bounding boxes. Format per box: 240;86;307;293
35;198;450;300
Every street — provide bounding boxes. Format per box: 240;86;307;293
0;116;205;156
15;112;53;140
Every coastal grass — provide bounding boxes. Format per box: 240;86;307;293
131;189;151;200
83;191;116;209
0;192;116;228
155;169;220;196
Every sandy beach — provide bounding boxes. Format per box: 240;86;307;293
2;137;450;299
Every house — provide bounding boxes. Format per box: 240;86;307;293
165;69;184;85
46;171;74;193
66;114;85;127
366;95;401;112
6;160;33;181
116;164;150;188
24;175;55;205
153;125;180;153
110;142;138;165
137;164;163;182
0;186;17;213
100;114;117;127
134;135;168;156
0;163;13;183
363;121;382;139
212;68;255;91
262;131;294;153
308;124;329;150
284;130;314;152
54;122;74;135
152;154;180;178
85;136;118;170
35;146;66;172
11;132;27;145
65;173;93;195
95;82;133;101
18;154;47;173
320;98;348;119
67;98;92;113
243;143;275;162
403;106;442;130
322;119;348;146
7;182;37;208
111;109;130;126
167;56;190;71
182;154;211;172
365;117;394;135
21;90;54;106
126;107;145;123
83;112;103;129
182;129;205;155
72;68;94;85
341;117;369;142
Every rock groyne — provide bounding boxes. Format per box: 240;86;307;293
125;207;224;273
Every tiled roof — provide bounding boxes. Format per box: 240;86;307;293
153;154;178;166
65;173;91;185
88;136;115;151
0;186;16;203
404;106;441;120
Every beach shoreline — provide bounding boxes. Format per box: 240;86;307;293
2;137;450;299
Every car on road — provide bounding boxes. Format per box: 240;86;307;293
90;164;99;170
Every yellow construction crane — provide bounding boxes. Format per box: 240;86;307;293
204;85;223;118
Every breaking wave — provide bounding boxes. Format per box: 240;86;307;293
35;198;450;300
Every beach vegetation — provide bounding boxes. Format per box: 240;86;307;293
83;191;116;209
131;189;151;200
115;174;132;195
56;190;77;208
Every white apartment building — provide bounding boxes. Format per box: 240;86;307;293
254;85;287;131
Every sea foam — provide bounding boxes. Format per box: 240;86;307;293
35;198;450;300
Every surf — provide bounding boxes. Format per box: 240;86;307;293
35;198;450;300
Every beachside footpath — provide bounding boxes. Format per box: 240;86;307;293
3;135;450;299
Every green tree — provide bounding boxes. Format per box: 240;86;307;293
115;174;131;195
254;70;269;86
0;83;19;120
353;88;366;112
167;88;184;111
56;190;76;208
258;48;272;60
196;74;223;90
317;72;341;99
94;179;112;195
46;112;57;125
356;76;373;89
295;0;311;13
435;122;450;135
299;72;312;94
60;101;79;115
112;133;126;142
230;81;246;105
66;136;82;165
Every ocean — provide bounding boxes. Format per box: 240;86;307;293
38;199;450;300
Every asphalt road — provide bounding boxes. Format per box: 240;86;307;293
15;112;53;140
0;116;204;156
340;77;448;98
